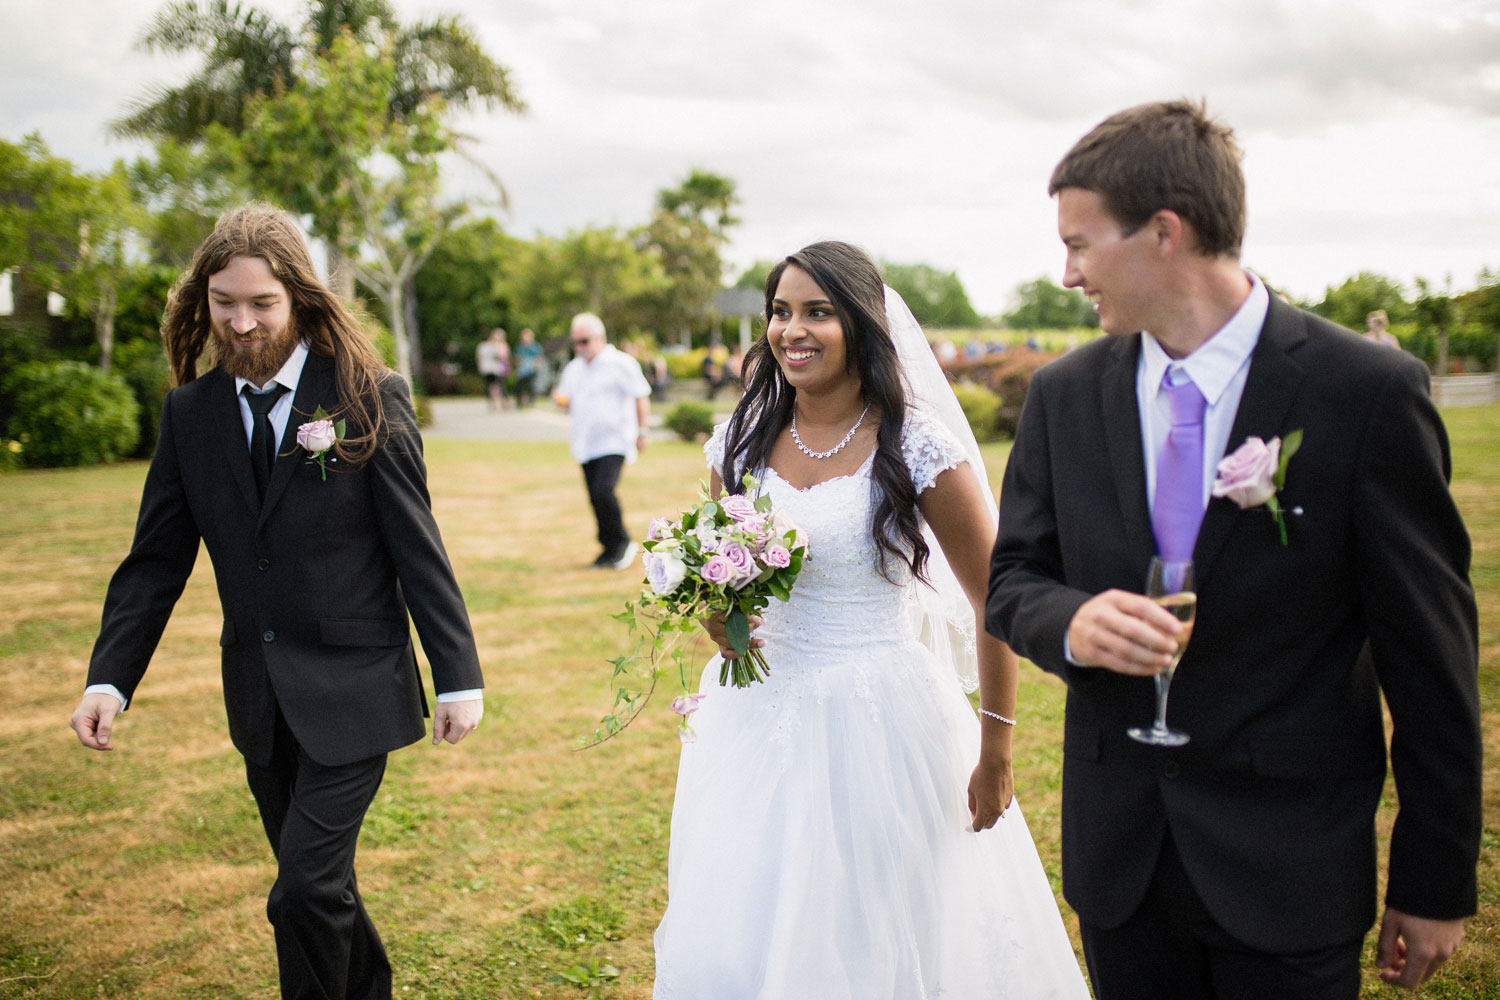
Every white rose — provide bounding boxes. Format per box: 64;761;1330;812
644;550;688;595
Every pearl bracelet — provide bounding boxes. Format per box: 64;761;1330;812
978;708;1017;725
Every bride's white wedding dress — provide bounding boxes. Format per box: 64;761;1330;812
652;413;1090;1000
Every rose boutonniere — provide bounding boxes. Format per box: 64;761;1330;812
295;406;346;482
1212;429;1303;545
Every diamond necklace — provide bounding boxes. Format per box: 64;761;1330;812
790;404;870;460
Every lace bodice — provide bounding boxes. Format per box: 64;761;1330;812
704;410;968;653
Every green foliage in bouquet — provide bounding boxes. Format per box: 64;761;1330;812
580;473;807;748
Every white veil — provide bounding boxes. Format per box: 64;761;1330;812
885;285;996;693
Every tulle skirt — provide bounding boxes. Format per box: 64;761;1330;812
652;636;1090;999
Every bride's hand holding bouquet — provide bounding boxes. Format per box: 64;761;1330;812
583;473;807;747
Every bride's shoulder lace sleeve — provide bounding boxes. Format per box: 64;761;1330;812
901;407;968;494
703;419;732;475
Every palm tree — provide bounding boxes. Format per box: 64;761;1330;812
113;0;523;297
116;0;521;139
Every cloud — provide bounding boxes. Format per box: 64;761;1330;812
3;0;1496;312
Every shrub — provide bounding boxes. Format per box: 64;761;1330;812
945;348;1058;438
411;394;434;428
666;348;708;382
950;382;1004;443
0;323;53;434
664;400;716;441
5;361;140;467
112;339;172;458
0;437;23;473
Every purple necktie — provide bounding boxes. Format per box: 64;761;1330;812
1151;369;1206;562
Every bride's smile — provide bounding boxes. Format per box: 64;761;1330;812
767;264;850;392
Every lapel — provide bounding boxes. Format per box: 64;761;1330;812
1100;334;1156;567
259;350;337;528
212;368;262;514
1192;296;1308;580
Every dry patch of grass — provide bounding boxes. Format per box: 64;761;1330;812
1;408;1495;999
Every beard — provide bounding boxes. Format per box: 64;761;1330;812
214;311;299;385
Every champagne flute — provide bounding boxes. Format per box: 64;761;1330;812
1127;557;1195;747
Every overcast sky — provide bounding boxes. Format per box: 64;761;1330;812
4;0;1498;314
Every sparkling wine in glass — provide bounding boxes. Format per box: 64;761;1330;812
1127;557;1195;747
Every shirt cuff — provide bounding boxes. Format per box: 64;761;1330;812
84;684;129;712
1062;634;1082;667
436;689;482;703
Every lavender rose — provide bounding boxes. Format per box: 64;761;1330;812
719;494;758;521
700;554;735;585
297;419;338;454
719;542;759;589
1212;435;1281;508
644;550;688;595
648;516;674;540
763;544;791;569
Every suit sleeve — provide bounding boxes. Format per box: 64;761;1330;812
985;367;1092;680
367;376;485;696
87;395;203;702
1352;360;1480;919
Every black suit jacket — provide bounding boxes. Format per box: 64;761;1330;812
88;352;484;767
986;296;1480;952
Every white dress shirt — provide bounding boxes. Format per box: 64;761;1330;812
1063;272;1267;665
1138;271;1268;517
555;344;652;464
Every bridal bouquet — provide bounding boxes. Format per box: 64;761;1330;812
582;473;808;747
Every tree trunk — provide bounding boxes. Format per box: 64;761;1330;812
94;286;117;374
385;284;412;388
403;275;422;383
1437;326;1450;376
327;245;356;302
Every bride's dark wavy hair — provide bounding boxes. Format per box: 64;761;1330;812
720;241;928;584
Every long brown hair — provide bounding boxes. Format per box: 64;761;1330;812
161;203;392;464
721;241;928;584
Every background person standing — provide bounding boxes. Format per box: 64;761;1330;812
476;328;511;410
553;312;652;569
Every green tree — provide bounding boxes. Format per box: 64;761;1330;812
636;170;739;345
882;261;981;328
734;260;777;293
413;218;521;368
1455;270;1500;374
116;0;520;140
212;31;464;384
509;227;670;339
0;136;146;372
114;0;523;297
1413;277;1455;375
1003;276;1097;330
1310;271;1409;331
127;140;238;267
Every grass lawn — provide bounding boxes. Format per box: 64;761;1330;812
0;404;1495;999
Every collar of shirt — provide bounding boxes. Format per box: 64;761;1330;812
1140;271;1267;410
235;339;310;398
235;340;311;447
1137;272;1269;512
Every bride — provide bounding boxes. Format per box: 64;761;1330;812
651;242;1090;998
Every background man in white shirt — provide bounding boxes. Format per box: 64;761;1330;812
552;312;652;569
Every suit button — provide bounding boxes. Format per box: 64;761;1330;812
262;631;275;643
257;558;271;571
1162;760;1180;779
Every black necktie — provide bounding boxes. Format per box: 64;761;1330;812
243;384;290;502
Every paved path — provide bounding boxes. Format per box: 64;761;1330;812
424;395;738;442
424;397;574;441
